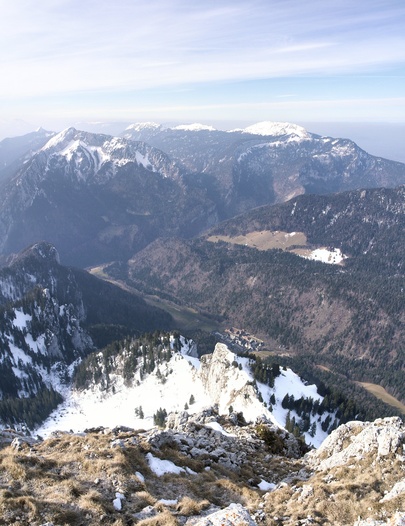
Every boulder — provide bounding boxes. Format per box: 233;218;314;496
184;502;257;525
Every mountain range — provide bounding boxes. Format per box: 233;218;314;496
0;121;403;426
0;121;404;525
0;122;404;266
0;127;55;185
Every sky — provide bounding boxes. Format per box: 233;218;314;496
0;0;405;158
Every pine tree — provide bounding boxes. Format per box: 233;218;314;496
135;405;144;419
153;408;167;427
309;421;317;437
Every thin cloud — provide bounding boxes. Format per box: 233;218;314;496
0;0;404;124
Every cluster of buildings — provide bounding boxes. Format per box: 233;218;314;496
213;327;265;353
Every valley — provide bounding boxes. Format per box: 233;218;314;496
2;0;405;518
0;125;403;432
88;263;222;333
0;121;404;525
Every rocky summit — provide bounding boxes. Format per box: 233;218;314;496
0;413;404;525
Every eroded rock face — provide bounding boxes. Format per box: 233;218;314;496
306;417;405;471
199;343;268;418
259;417;405;526
145;407;303;474
380;478;405;503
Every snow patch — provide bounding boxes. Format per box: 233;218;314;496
13;309;31;330
41;127;76;150
270;368;328;447
205;421;235;437
259;479;276;491
113;492;125;510
158;498;178;506
146;452;191;477
135;471;145;483
304;248;347;265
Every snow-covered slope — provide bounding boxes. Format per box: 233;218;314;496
124;122;162;133
233;121;312;140
0;127;195;265
0;242;93;403
122;122;165;142
0;242;172;430
36;340;330;447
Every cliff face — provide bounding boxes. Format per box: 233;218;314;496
199;343;268;419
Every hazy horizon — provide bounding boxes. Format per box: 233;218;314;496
1;1;404;141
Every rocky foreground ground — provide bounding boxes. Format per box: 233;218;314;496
0;410;404;525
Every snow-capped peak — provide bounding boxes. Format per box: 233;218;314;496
41;127;78;151
234;121;310;139
171;123;216;132
125;122;162;132
36;127;165;182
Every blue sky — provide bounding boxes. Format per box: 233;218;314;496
0;0;404;135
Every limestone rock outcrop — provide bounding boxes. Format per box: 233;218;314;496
306;417;405;471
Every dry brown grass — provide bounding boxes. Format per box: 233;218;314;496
356;382;405;414
207;230;307;251
78;488;106;514
208;477;261;510
132;490;157;511
2;427;400;526
0;452;27;480
175;495;210;516
262;452;405;526
0;433;158;525
0;433;156;524
137;509;179;525
2;494;38;514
